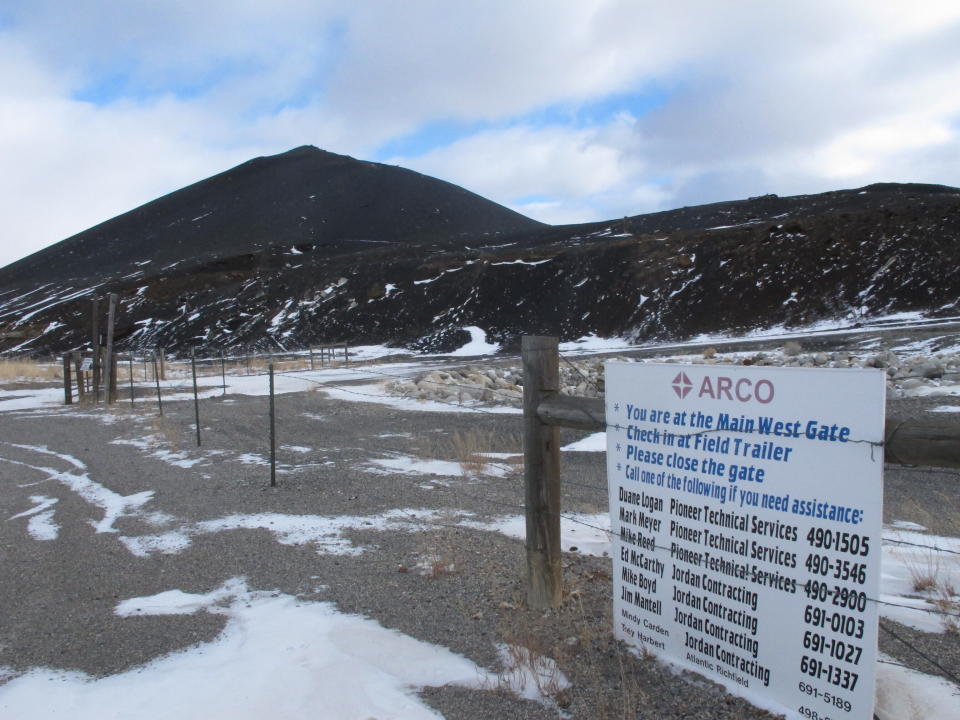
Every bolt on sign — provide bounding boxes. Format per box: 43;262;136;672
605;363;885;719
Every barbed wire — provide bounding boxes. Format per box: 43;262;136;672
64;366;960;565
225;371;960;568
561;478;609;493
882;537;960;556
275;371;512;416
309;362;527;402
879;620;960;686
888;465;960;479
359;467;960;625
558;352;603;394
103;362;960;625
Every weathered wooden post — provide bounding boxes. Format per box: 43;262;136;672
128;355;135;407
344;343;349;364
91;298;101;403
269;363;277;487
522;335;562;609
158;348;166;380
72;351;85;403
309;346;315;371
62;354;73;405
104;293;118;403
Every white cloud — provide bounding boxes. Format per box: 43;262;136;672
1;1;959;267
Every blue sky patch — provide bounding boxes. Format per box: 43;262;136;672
375;83;673;160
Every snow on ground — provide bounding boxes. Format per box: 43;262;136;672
446;326;501;356
0;357;524;415
463;513;612;557
0;578;500;719
560;431;606;452
320;381;521;414
556;314;960;357
7;495;59;540
0;442;155;533
559;334;635;354
0;386;64;412
119;508;451;558
364;455;514;479
931;405;960;413
875;653;960;720
111;436;205;469
494;643;571;706
880;527;960;633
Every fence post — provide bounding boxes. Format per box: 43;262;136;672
522;335;562;609
191;350;201;447
128;355;134;407
220;349;227;395
62;354;73;405
269;363;277;487
72;351;85;403
104;293;118;403
159;349;166;380
309;346;315;371
153;353;163;416
344;343;349;364
91;298;101;403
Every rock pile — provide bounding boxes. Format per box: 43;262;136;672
385;360;612;407
385;347;960;407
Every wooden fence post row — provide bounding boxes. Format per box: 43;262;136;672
521;336;960;610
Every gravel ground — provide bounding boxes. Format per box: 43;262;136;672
0;369;958;718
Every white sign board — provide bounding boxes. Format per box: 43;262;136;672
605;362;884;719
79;357;93;372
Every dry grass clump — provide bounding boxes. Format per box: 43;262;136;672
486;564;647;718
494;632;571;705
905;551;960;633
0;358;61;380
933;583;960;634
907;550;943;593
150;415;182;450
413;429;522;477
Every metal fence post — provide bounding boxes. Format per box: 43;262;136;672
220;349;227;395
191;350;201;446
152;353;164;416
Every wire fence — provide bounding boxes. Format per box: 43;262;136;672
47;343;960;684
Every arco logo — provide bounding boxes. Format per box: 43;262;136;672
671;372;776;404
671;372;693;399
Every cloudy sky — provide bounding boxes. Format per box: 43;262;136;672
2;1;959;267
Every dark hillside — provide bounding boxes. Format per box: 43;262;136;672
0;142;958;356
0;146;542;289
